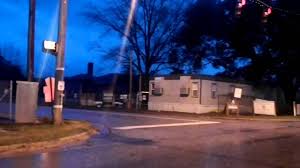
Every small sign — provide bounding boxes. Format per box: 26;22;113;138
43;86;52;103
228;104;238;110
234;88;243;99
142;95;147;101
58;81;65;91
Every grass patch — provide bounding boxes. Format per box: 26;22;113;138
0;121;95;146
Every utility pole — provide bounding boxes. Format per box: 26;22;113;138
27;0;36;81
53;0;68;125
138;73;142;109
128;51;133;110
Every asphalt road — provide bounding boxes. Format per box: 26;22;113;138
1;107;300;168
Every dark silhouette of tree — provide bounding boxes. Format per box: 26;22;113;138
174;0;238;74
0;46;25;80
83;0;190;90
178;0;300;114
230;0;300;113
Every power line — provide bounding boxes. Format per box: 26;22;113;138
250;0;300;16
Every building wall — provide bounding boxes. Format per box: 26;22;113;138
148;76;254;114
149;76;200;104
200;80;254;105
148;102;222;114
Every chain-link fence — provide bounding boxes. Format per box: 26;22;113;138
0;80;14;120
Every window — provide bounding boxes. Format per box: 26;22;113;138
192;82;199;97
150;82;155;95
153;88;163;96
151;82;163;96
211;83;217;99
180;87;190;97
234;87;243;98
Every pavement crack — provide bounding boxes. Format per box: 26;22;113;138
246;135;294;144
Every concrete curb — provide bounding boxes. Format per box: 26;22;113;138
0;128;98;157
62;107;300;123
211;116;300;122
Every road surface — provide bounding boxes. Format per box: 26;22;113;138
1;107;300;168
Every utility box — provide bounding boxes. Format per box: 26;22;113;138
15;81;39;123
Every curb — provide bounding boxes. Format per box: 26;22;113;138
211;116;300;122
64;107;300;122
0;128;98;157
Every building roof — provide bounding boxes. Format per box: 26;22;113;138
151;74;252;85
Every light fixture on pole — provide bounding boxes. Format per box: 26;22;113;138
41;0;68;125
43;40;57;53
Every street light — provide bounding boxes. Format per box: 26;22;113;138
43;40;57;53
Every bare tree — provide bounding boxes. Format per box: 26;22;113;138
83;0;190;89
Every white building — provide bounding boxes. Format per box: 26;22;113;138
148;75;254;114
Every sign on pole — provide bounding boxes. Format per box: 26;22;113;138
57;81;65;91
234;88;243;99
43;77;55;103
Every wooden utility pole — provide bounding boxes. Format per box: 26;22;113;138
128;51;133;109
27;0;36;81
138;73;142;109
53;0;68;125
139;74;142;93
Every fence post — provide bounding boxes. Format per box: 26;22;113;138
217;95;220;113
9;80;13;120
293;101;297;117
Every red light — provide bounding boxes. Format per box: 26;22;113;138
241;0;246;6
238;0;246;8
236;0;247;16
267;8;272;15
264;7;272;16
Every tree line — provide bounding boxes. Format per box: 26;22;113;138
83;0;300;113
0;45;24;80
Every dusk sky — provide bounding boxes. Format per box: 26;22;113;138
0;0;220;79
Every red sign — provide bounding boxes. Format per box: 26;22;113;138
43;77;55;103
